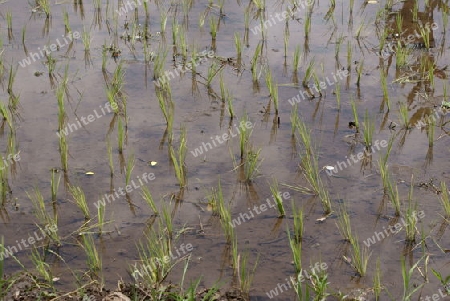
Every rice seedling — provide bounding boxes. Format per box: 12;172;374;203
349;235;371;277
304;10;312;38
134;226;178;288
386;181;401;217
439;182;450;218
153;45;168;81
160;8;168;33
81;28;91;52
269;179;285;217
380;70;390;110
373;258;382;300
411;0;418;22
141;185;158;215
398;102;410;129
427;118;435;148
335;81;341;110
28;187;60;246
171;19;179;49
252;0;265;10
231;233;239;276
117;117;125;154
290;104;300;137
206;62;220;88
292;201;304;242
312;72;323;97
293;277;311;300
284;27;289;59
63;9;71;34
7;65;17;97
178;26;188;60
59;133;68;172
56;82;66;131
404;177;417;243
251;42;262;83
81;233;102;277
395;13;403;34
125;152;135;187
45;52;56;78
288;117;332;214
239;114;252;159
292;45;301;74
396;41;409;68
356;60;364;87
50;169;60;204
378;140;393;194
243;146;262;183
216;182;234;243
97;201;105;235
287;227;302;273
363;110;374;147
431;269;450;294
226;89;235;119
302;60;314;88
209;16;218;40
238;252;259;298
38;0;51;18
428;63;435;88
309;267;330;300
336;203;353;242
6;11;13;41
350;98;359;131
107;140;114;177
234;32;242;62
346;40;352;68
31;248;53;285
169;127;187;188
160;203;173;240
401;255;425;300
70;185;90;220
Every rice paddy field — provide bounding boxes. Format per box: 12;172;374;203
1;0;450;300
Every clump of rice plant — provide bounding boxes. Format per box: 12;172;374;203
169;127;187;188
288;117;332;214
404;176;418;243
401;256;425;300
31;248;53;285
439;181;450;218
27;187;60;246
269;179;285;217
80;233;102;277
243;146;262;183
209;16;218;40
234;32;242;62
141;186;158;215
349;235;371;277
251;42;262;83
302;60;315;88
287;226;302;273
336;202;353;242
215;181;234;243
70;185;90;220
238;251;259;299
292;201;304;242
50;169;60;204
117;117;125;154
363;110;374;147
125;152;135;187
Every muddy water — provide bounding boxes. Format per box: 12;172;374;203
1;0;450;300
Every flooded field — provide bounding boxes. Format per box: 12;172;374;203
1;0;450;300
